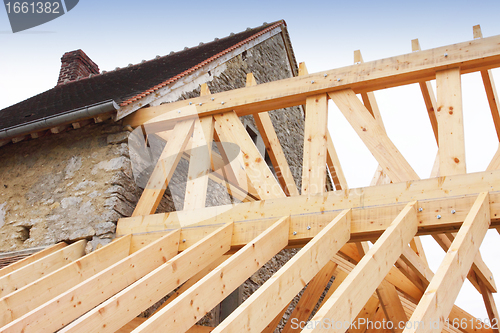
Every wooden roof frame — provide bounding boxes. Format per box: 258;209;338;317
2;25;500;333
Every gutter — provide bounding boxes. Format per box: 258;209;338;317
0;100;119;140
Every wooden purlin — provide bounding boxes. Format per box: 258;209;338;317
124;33;500;129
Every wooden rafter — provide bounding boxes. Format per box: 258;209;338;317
329;89;419;183
404;193;490;333
0;236;131;327
212;210;350;332
132;216;290;333
61;224;232;333
2;231;180;333
302;202;418;332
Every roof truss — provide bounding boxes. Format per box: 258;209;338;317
2;25;500;333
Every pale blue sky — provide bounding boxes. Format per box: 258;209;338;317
1;0;500;323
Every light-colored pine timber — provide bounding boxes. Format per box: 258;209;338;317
132;216;290;333
299;61;346;191
0;240;86;298
117;169;500;244
0;243;66;278
487;144;500;171
213;111;285;199
326;131;348;190
329;89;419;183
248;73;299;196
302;202;418;332
184;116;214;210
402;192;491;333
347;297;380;333
149;255;230;317
124;34;500;127
412;38;439;145
436;67;466;176
282;260;338;332
302;94;328;195
0;235;131;327
478;273;500;333
0;230;180;333
61;224;232;333
132;119;195;216
432;233;496;293
214;210;351;332
376;280;408;333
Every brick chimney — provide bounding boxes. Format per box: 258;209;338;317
57;49;99;85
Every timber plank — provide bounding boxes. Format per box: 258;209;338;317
133;216;290;333
61;224;232;333
403;193;491;333
213;210;351;332
0;240;86;298
0;230;180;333
0;236;131;327
302;202;418;332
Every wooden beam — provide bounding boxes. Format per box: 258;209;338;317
71;119;92;130
184;116;214;210
487;144;500;171
125;34;500;129
356;242;408;333
248;73;299;197
376;280;408;333
0;230;180;333
282;261;338;332
399;246;433;291
302;94;328;195
213;210;351;333
0;240;86;298
149;255;231;317
347;297;380;333
478;273;500;333
432;233;497;293
329;89;419;183
326;131;348;190
50;124;69;134
213;111;285;199
132;119;195;216
262;304;290;333
473;25;500;142
412;38;439;145
0;236;131;327
0;243;66;278
403;192;490;333
436;67;466;176
117;169;500;244
302;202;418;333
299;61;347;191
60;224;232;333
132;216;290;333
354;50;386;130
200;83;211;96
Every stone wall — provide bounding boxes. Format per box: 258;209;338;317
0;121;138;253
